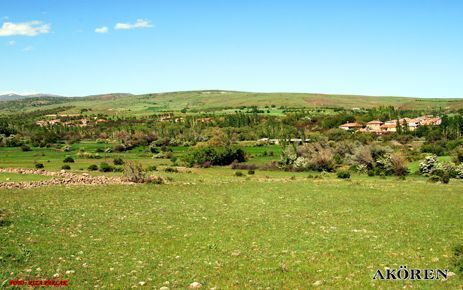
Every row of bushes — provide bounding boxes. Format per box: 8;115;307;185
278;142;409;177
183;146;246;167
419;154;463;183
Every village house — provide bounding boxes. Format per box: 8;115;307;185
366;120;383;131
339;115;442;134
339;122;363;131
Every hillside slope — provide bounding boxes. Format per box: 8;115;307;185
0;90;462;115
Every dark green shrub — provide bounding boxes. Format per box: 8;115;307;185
61;164;71;170
454;148;463;164
35;163;44;169
337;170;351;179
442;173;450;184
0;209;12;227
113;144;126;152
421;143;446;156
99;162;113;172
63;156;75;163
20;144;31;152
113;157;124;165
87;164;98;171
164;167;178;173
95;148;104;153
248;169;255;175
147;165;157;171
234;171;244;177
428;175;441;183
149;146;159;154
452;244;463;273
184;146;246;167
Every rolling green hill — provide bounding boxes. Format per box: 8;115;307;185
1;90;462;115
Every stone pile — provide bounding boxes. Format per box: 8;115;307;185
0;168;134;189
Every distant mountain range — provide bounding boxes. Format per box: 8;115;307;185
0;93;63;101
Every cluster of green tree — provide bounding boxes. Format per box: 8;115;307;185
0;107;462;163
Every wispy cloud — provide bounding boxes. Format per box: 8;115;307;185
22;46;34;52
7;40;15;46
114;19;152;30
0;21;50;37
95;26;108;33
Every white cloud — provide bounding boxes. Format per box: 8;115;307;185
95;26;108;33
7;40;15;46
0;21;50;37
22;46;34;52
115;19;152;30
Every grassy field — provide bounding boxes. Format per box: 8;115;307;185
2;90;463;115
0;143;281;171
1;169;462;289
1;145;462;288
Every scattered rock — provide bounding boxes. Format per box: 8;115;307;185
0;168;135;189
188;281;202;289
312;280;323;287
159;287;169;290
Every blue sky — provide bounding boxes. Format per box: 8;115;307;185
1;1;462;98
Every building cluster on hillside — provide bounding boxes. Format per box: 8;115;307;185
35;115;108;127
339;115;442;134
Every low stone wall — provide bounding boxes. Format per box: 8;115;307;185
0;168;134;189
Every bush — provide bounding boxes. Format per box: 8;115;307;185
337;170;351;179
148;176;165;184
61;164;71;170
428;174;449;184
113;157;124;165
248;169;255;175
20;144;31;152
63;156;75;163
419;155;438;175
164;167;178;173
113;144;127;152
35;163;44;169
234;171;244;177
452;244;463;274
442;173;450;184
99;162;113;172
421;143;446;156
146;165;157;171
454;148;463;164
149;146;159;154
95;148;104;153
388;153;409;177
456;164;463;179
123;161;146;183
113;166;124;172
87;164;98;171
184;146;246;167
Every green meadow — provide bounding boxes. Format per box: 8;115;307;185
0;145;462;288
1;170;462;289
